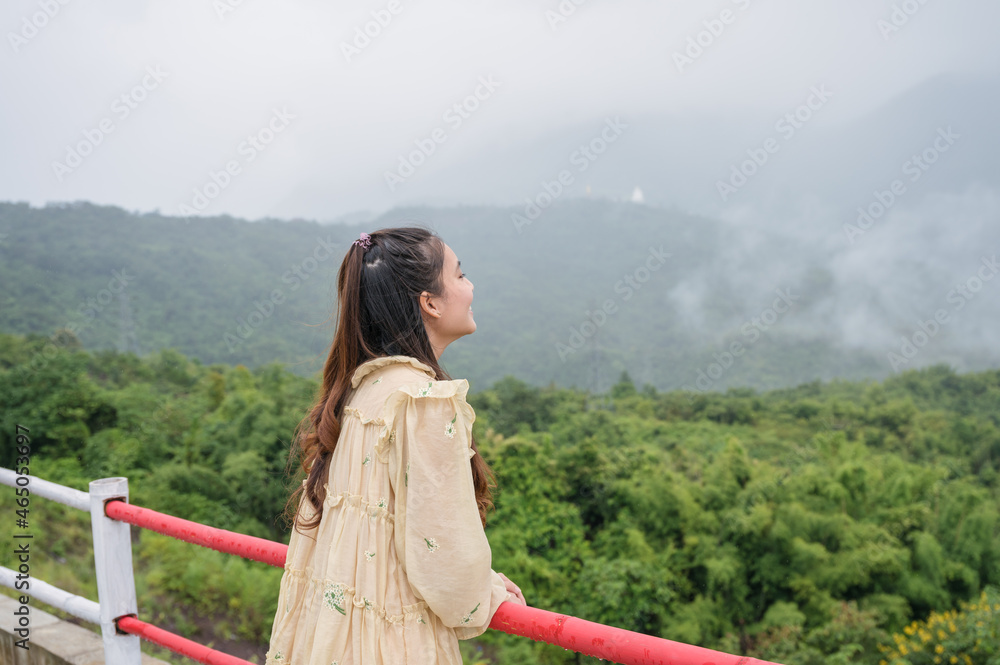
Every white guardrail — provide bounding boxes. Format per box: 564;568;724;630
1;467;142;665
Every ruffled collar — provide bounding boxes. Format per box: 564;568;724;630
350;355;436;389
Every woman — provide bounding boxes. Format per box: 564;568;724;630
265;227;526;665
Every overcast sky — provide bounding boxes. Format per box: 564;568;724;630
2;0;997;222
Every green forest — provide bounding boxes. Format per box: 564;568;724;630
1;330;998;664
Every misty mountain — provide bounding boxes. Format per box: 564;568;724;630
2;197;996;394
279;71;1000;224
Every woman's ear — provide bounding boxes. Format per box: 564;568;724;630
419;291;440;319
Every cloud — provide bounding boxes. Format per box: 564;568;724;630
1;0;998;221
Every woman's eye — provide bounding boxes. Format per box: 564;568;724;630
460;273;467;279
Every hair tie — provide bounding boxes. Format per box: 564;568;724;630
354;232;372;251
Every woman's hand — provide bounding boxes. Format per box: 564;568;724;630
497;572;526;605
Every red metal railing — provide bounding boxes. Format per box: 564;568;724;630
116;615;251;665
104;497;781;665
105;499;285;567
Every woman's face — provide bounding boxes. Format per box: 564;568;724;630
420;242;475;358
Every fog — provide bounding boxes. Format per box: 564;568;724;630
2;0;998;374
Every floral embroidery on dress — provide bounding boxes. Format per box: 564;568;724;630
461;602;481;625
324;582;347;615
285;596;290;613
405;462;409;487
370;495;388;522
417;615;427;624
365;549;375;561
363;597;373;611
417;381;433;396
371;377;382;384
272;650;284;661
444;412;457;438
424;537;439;552
362;452;371;466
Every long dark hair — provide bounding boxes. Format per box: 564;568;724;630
279;226;497;538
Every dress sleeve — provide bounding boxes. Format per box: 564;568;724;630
377;378;511;639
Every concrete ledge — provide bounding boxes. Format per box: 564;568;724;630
0;593;172;665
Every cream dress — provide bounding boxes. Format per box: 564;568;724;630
264;355;511;665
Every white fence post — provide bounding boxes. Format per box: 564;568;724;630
89;476;141;665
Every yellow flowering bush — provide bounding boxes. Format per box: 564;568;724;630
878;587;999;665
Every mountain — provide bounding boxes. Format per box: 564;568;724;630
2;197;997;392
